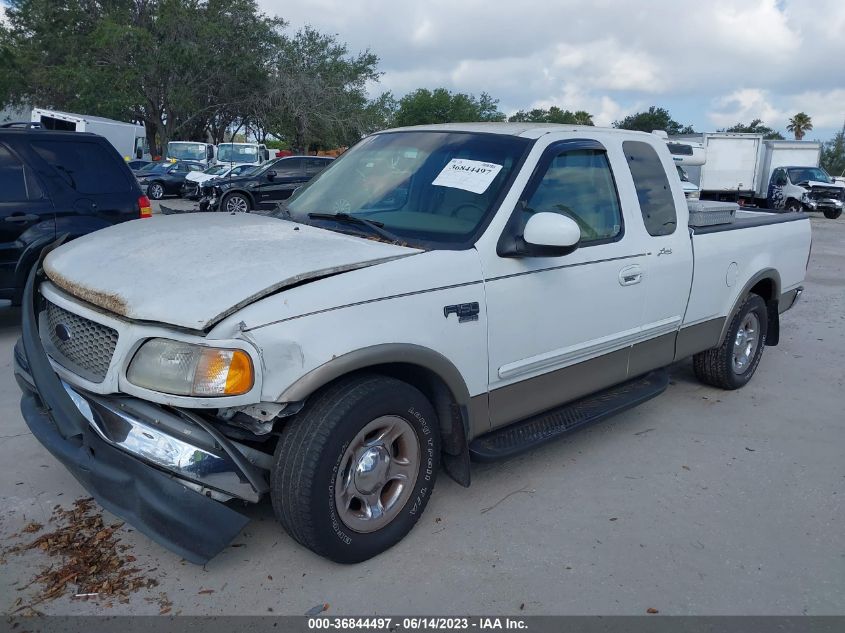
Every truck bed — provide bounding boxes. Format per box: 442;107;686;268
684;210;811;329
690;209;808;235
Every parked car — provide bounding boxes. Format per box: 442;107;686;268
135;160;205;199
0;123;150;305
181;163;256;200
14;124;810;565
127;159;152;172
200;155;333;212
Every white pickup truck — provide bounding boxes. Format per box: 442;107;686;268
15;123;811;565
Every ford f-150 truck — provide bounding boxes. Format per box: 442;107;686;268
14;123;811;564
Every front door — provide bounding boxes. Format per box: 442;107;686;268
256;158;305;208
0;141;54;294
482;139;648;428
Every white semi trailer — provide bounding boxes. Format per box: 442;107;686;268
31;108;150;161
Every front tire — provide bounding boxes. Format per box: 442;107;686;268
271;375;440;563
785;199;802;213
147;182;165;200
693;294;768;390
222;193;250;213
823;209;842;220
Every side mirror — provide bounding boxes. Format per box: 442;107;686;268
266;170;277;181
207;146;214;160
136;148;143;159
523;212;581;253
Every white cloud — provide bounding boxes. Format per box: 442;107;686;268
258;0;845;137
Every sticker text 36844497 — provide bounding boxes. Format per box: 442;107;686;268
432;159;503;195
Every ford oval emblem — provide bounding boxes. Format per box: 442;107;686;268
54;324;72;342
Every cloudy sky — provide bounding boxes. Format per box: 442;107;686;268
262;0;845;140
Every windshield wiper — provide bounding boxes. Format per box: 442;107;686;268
308;212;403;244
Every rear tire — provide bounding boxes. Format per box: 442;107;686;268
693;294;768;390
823;209;842;219
271;374;440;563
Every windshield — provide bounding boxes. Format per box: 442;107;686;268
218;143;259;163
137;162;170;174
787;167;832;184
287;131;531;246
203;165;228;175
167;142;207;161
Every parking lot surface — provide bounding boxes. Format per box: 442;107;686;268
0;215;842;616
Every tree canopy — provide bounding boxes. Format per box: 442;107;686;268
821;130;845;178
508;107;593;125
787;112;813;141
392;88;505;127
720;119;784;139
613;106;694;135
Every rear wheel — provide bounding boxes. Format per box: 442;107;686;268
823;209;842;220
693;294;768;390
271;374;440;563
222;193;250;213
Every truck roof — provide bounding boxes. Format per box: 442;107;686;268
383;122;659;141
31;108;144;129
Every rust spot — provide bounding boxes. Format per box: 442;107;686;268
44;262;129;316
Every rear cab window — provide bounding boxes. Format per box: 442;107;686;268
623;140;677;236
31;139;132;194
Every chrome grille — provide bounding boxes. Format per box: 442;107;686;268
44;302;118;383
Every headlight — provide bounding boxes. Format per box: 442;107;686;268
127;338;254;397
685;189;700;200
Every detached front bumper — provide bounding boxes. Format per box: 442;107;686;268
14;267;260;564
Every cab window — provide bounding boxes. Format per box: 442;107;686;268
520;149;622;244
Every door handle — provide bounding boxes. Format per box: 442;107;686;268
5;214;40;223
618;264;642;286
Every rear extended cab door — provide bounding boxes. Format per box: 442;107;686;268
476;132;652;429
619;138;694;376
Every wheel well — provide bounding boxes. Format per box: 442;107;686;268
748;278;780;345
221;189;254;207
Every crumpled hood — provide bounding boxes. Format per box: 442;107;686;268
806;180;845;190
44;213;420;330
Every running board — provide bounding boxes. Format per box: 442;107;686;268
469;369;669;462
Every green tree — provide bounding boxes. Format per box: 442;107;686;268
786;112;813;140
508;106;594;125
393;88;505;127
613;106;694;135
720;119;784;140
0;0;284;154
821;130;845;178
263;26;382;152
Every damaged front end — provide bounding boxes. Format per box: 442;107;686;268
14;264;272;564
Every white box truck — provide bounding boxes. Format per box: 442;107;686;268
675;133;764;203
166;141;216;166
31;108;150;161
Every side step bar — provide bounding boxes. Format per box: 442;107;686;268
469;369;669;462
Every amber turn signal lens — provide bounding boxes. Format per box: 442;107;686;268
224;349;254;395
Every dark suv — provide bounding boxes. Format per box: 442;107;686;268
0;123;150;304
200;156;333;212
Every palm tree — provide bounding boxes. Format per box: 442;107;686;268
572;111;595;126
787;112;813;140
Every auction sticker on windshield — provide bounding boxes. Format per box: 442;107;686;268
432;159;503;194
